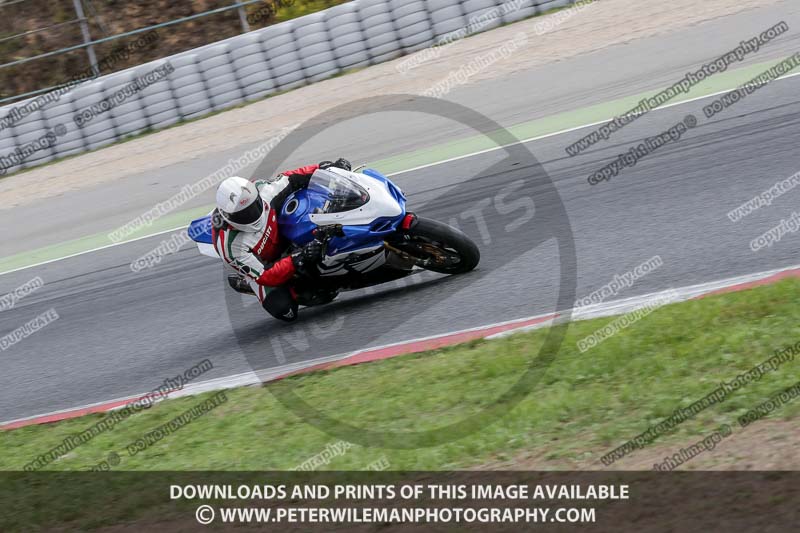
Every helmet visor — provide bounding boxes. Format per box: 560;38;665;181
225;199;265;226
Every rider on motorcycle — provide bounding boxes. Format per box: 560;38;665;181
212;158;352;321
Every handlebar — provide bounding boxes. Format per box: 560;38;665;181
312;224;345;242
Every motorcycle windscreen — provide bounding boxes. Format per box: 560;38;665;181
308;169;370;213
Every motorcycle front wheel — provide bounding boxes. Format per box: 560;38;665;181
392;217;480;275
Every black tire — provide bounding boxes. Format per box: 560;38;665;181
399;217;480;275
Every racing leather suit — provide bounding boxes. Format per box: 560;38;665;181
211;164;320;320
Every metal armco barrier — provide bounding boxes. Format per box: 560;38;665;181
0;0;574;175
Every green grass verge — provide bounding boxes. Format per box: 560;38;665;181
3;279;800;472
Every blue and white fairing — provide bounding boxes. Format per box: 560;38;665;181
186;211;216;258
278;167;406;256
187;168;407;265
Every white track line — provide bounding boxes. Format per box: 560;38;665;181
488;262;800;339
390;70;800;176
3;69;799;278
0;226;187;277
5;261;799;428
0;314;552;427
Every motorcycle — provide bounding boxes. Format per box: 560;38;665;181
187;166;480;312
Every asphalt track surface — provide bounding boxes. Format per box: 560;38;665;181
2;4;800;422
4;1;800;256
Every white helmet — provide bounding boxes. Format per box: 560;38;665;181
215;176;268;232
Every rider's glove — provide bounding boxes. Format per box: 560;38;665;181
292;240;324;273
319;158;352;171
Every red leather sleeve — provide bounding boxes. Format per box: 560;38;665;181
255;256;296;287
282;164;319;177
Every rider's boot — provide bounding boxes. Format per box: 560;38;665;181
227;275;255;295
